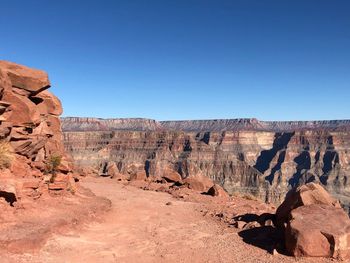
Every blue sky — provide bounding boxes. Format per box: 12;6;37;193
1;0;349;121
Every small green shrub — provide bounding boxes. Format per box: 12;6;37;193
0;140;14;170
45;153;62;183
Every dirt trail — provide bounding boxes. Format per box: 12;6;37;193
4;177;333;263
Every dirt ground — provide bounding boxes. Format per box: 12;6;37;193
3;177;334;263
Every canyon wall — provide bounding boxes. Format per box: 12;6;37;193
62;118;350;209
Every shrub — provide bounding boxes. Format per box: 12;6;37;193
45;153;62;183
0;140;14;170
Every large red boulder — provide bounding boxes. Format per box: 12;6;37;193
183;174;214;192
276;182;340;226
161;168;182;183
286;204;350;260
276;183;350;260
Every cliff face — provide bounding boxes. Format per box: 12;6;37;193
62;117;163;131
0;61;75;204
62;118;350;209
62;117;350;132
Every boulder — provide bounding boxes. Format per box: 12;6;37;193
130;171;147;181
285;204;350;260
106;161;119;178
161;168;182;183
276;183;340;226
206;184;229;198
0;60;50;94
183;174;214;192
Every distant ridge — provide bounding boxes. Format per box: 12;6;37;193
61;117;350;132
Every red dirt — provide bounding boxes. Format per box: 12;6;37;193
3;177;335;263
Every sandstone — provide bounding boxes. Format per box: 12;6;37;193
48;182;67;190
10;157;32;177
285;204;350;260
105;161;119;178
276;183;340;226
206;184;229;198
2;90;41;125
183;174;214;192
161;168;182;183
0;60;50;94
34;90;62;116
57;160;72;173
22;181;40;189
53;173;69;183
0;61;74;204
0;179;17;206
130;171;147;181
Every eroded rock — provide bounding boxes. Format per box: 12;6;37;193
276;183;340;226
286;204;350;260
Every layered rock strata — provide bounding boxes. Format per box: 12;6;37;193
62;118;350;209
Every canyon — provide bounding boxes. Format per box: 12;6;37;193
1;60;349;262
62;117;350;210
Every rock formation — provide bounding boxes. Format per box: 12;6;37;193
276;183;350;260
62;117;350;211
0;60;75;205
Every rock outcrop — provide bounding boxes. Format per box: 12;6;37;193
276;183;350;260
0;60;74;205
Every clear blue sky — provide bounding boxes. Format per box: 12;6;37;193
1;0;349;121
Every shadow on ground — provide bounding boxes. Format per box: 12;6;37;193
234;213;286;255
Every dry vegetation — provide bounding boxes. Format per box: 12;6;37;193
45;153;62;182
0;140;14;169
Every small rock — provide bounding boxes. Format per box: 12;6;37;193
242;221;260;230
234;221;246;229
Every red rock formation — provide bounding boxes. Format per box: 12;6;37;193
0;60;74;204
207;184;229;198
286;204;350;259
276;183;340;226
276;183;350;260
